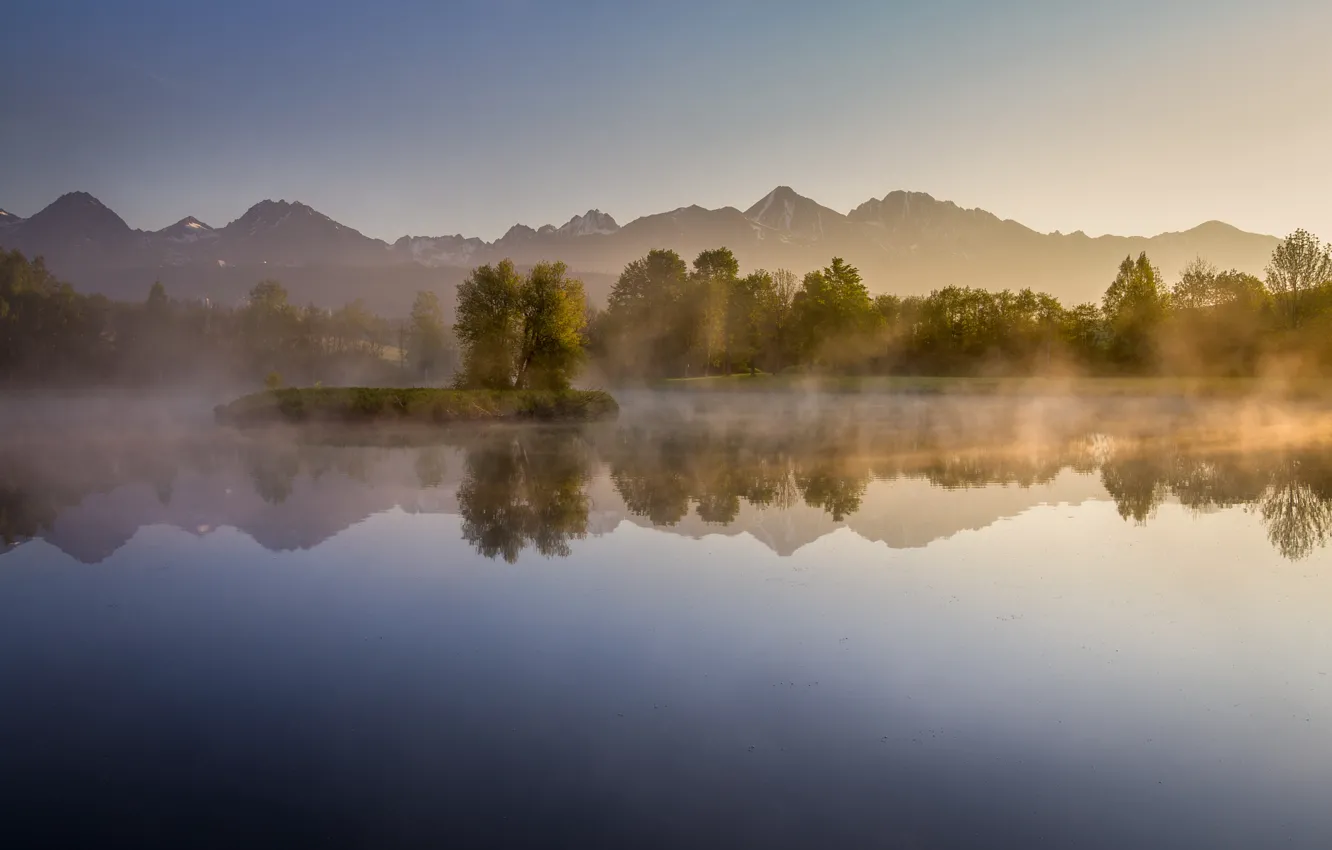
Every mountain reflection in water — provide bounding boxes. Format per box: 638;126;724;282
6;395;1332;563
5;394;1332;849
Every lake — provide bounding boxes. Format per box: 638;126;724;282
2;392;1331;848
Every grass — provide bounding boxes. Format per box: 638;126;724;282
215;386;619;426
654;373;1332;398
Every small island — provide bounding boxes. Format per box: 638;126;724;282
215;387;618;426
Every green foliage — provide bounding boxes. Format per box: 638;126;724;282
454;260;587;391
691;248;741;374
1102;253;1169;370
7;228;1332;388
0;249;112;383
790;258;881;369
264;370;283;390
1266;229;1332;329
515;262;587;390
602;249;695;378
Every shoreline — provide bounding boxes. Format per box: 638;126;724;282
214;387;620;426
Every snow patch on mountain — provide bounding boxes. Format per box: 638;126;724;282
557;209;619;237
156;216;217;243
393;234;487;268
743;186;841;242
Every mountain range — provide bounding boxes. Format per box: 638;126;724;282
0;187;1281;314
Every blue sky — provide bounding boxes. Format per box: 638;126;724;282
3;0;1329;241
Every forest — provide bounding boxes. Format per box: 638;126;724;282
2;226;1330;387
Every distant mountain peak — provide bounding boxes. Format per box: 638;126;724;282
21;190;133;240
498;223;538;243
744;186;845;240
557;209;619;237
1186;220;1244;235
670;204;709;216
156;215;216;244
848;190;1007;240
227;198;355;238
51;190;111;208
0;208;21;225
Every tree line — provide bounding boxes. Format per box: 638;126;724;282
586;229;1332;380
4;226;1331;386
0;250;456;387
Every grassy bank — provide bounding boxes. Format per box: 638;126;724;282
654;374;1332;398
215;387;619;426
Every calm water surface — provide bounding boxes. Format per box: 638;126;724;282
2;393;1331;848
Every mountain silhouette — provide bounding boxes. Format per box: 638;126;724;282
0;187;1280;313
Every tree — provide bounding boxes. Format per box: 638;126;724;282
409;290;451;382
1166;262;1269;375
454;262;521;388
138;281;173;382
454;260;587;390
757;268;798;372
729;270;775;374
241;279;297;374
1174;258;1267;313
332;299;386;358
1063;302;1106;365
514;261;586;390
1266;229;1332;329
604;249;695;378
790;258;880;370
1172;257;1220;310
691;248;740;374
1102;253;1168;370
145;281;169;321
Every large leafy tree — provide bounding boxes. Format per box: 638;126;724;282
454;261;522;389
1102;253;1169;370
604;249;695;378
515;261;586;391
454;260;587;390
790;257;880;369
1266;229;1332;329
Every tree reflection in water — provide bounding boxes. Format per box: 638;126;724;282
457;428;591;562
6;407;1332;561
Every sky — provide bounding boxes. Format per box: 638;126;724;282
3;0;1330;242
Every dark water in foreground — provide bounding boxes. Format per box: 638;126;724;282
2;394;1331;848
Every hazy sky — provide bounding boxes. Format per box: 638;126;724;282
3;0;1329;242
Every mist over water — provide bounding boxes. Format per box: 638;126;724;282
3;390;1332;848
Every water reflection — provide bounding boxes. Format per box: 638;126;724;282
7;402;1332;562
459;430;591;562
